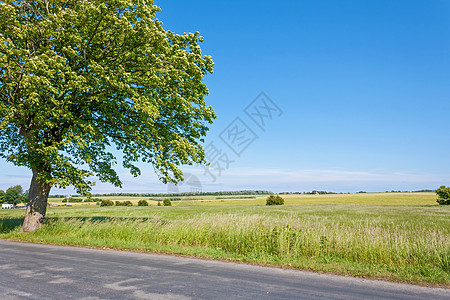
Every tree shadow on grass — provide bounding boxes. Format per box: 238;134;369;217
0;216;170;234
0;218;24;234
45;216;170;225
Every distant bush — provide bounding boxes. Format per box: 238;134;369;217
115;200;133;206
138;200;149;206
157;201;161;206
150;197;181;201
266;195;284;206
436;186;450;205
91;198;103;202
163;198;172;206
100;199;114;207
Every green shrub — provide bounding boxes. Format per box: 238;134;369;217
436;186;450;205
100;199;114;207
163;198;172;206
90;198;104;202
157;201;161;206
266;195;284;206
138;199;149;206
115;201;132;206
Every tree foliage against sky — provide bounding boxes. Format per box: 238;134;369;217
0;0;215;195
0;0;214;231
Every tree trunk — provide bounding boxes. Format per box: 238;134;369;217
20;169;52;233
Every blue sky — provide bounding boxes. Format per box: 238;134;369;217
1;0;450;194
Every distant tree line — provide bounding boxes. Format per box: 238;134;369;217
148;197;182;201
216;196;257;199
280;189;436;195
0;186;27;206
280;191;340;195
384;190;435;193
50;190;272;198
65;197;100;203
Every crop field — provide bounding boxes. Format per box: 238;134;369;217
1;192;449;287
48;192;437;206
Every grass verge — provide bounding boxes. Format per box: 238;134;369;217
0;204;448;287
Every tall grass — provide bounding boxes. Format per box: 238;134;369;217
1;205;448;286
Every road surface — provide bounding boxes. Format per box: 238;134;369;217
0;240;447;299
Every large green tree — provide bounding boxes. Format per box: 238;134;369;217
0;0;215;232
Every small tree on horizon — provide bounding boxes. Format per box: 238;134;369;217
436;186;450;205
138;199;149;206
266;195;284;206
100;199;114;207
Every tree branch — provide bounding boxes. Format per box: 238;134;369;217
83;14;105;65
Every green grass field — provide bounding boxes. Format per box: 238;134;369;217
1;193;449;287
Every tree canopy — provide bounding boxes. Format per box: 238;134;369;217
0;0;215;231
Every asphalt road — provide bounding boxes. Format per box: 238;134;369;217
0;240;447;299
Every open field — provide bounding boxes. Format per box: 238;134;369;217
175;192;438;206
47;195;268;206
48;192;437;206
0;194;449;287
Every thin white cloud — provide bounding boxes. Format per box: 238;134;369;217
184;166;447;183
177;166;449;192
